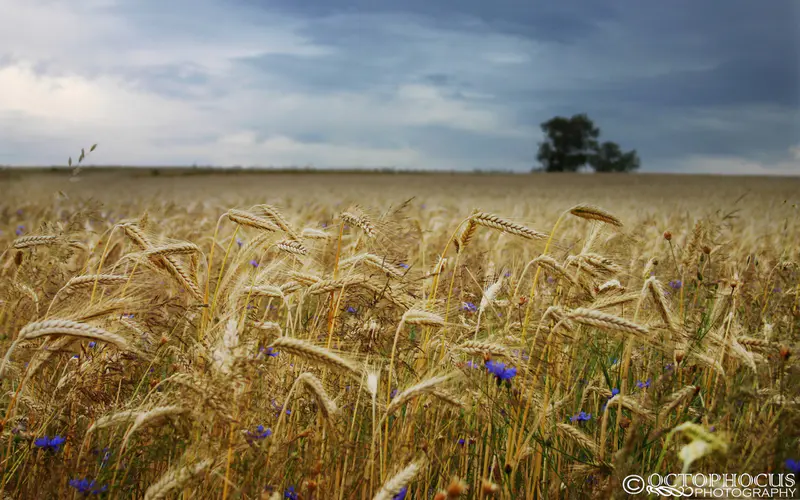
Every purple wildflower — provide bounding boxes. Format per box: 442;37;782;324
34;435;66;453
485;360;517;383
260;346;278;357
249;259;259;268
636;379;651;389
15;225;24;236
570;411;591;423
246;425;272;441
462;302;477;313
392;486;408;500
69;477;107;495
284;486;298;500
668;280;682;290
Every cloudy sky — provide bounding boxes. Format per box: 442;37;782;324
1;0;798;174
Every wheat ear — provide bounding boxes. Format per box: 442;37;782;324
268;337;362;377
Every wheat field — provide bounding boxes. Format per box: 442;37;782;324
0;170;798;499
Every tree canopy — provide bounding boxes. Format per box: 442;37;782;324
535;114;640;173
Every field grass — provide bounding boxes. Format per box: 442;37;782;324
0;170;799;499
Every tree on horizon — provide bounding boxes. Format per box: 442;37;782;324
535;114;640;173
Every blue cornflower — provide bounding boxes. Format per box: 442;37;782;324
246;425;272;441
485;360;517;383
610;388;620;397
668;280;682;290
570;411;591;423
504;271;512;278
249;259;259;268
236;238;243;248
665;363;675;371
785;459;800;474
636;379;651;389
15;225;24;236
392;486;408;500
458;438;465;446
69;477;107;495
284;486;298;500
465;360;480;369
462;302;477;313
398;263;410;269
347;306;357;314
265;347;278;357
88;341;96;349
34;435;66;453
390;388;398;399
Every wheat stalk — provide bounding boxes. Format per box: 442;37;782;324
459;340;507;357
565;308;649;337
121;406;190;450
297;372;339;421
373;457;426;500
144;242;200;258
568;205;623;227
402;309;445;327
12;235;60;249
268;337;362;377
276;239;308;256
143;458;213;500
471;212;547;240
385;372;462;417
556;423;599;455
258;204;301;240
227;209;280;232
341;208;376;238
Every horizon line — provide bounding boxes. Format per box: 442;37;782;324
1;165;799;178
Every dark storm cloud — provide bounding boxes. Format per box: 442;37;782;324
2;0;797;172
